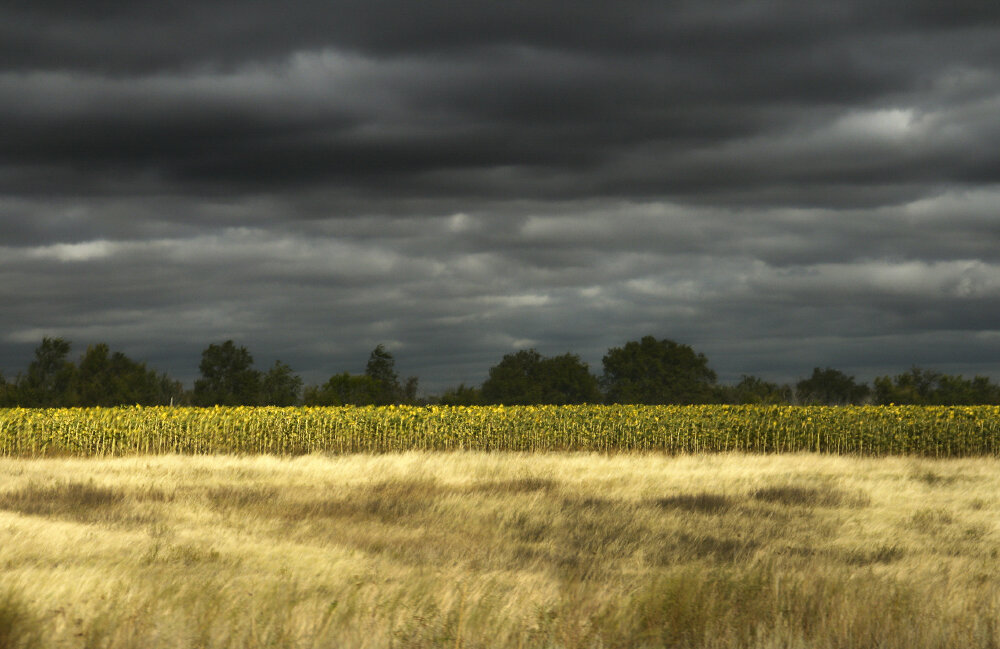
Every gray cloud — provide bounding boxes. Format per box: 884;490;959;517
2;1;999;393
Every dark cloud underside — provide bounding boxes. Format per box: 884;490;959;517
1;0;999;390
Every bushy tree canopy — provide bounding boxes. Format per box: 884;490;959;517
437;383;483;406
795;367;869;405
874;367;1000;405
481;349;600;405
19;337;76;407
304;345;417;405
259;360;304;406
0;338;182;407
74;343;182;406
303;372;382;406
721;375;793;405
365;344;404;405
601;336;717;404
193;341;261;406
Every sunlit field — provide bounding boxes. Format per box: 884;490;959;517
4;405;1000;456
2;451;1000;648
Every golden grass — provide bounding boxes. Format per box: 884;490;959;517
1;452;999;648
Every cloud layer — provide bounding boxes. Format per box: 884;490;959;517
2;0;999;391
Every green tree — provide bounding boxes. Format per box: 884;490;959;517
259;360;303;406
304;345;417;406
795;367;869;405
155;373;187;406
365;344;402;405
303;372;382;406
402;376;419;404
962;376;1000;404
18;337;78;407
74;344;117;405
193;341;261;406
2;338;182;407
437;383;483;406
722;375;793;405
536;353;602;404
873;368;1000;405
601;336;717;404
481;349;601;405
74;343;181;406
482;349;544;404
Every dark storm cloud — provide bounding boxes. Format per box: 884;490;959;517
2;0;999;392
3;0;999;200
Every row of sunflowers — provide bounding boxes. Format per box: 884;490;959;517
2;404;1000;457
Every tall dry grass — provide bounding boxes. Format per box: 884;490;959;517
1;452;999;648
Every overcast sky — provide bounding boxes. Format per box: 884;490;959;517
2;0;1000;393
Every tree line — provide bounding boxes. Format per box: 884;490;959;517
1;335;999;407
0;339;413;408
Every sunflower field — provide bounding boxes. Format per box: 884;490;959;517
2;404;1000;457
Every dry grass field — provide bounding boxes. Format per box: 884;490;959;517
1;451;999;648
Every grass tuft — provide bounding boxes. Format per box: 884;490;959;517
0;587;41;649
751;484;847;507
843;543;906;565
467;477;556;494
205;484;279;510
913;470;958;487
652;492;733;513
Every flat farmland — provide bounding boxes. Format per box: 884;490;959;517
2;451;999;648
